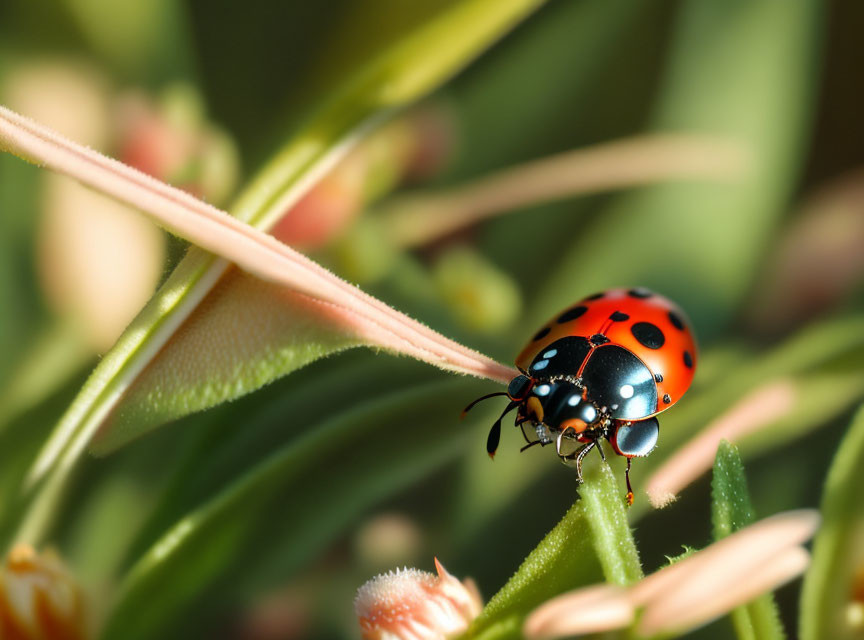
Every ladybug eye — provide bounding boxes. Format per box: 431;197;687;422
507;375;532;400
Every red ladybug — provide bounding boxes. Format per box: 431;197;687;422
464;288;697;504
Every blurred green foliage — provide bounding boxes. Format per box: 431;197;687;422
2;1;864;639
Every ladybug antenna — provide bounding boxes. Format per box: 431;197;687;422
487;401;518;460
461;392;509;419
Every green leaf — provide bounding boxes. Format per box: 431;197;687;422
461;463;640;640
800;403;864;640
99;378;473;640
464;500;599;640
90;269;362;452
712;440;757;538
712;440;786;640
581;462;643;586
17;0;544;544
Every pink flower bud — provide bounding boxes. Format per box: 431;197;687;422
115;86;239;205
355;559;482;640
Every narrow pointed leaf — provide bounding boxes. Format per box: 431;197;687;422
581;463;643;586
712;440;787;640
800;404;864;640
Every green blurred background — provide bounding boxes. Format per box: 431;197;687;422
1;1;864;638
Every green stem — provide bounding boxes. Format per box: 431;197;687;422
581;462;644;586
464;461;642;640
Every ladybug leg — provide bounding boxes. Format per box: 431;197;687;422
625;458;635;506
515;414;533;445
558;437;597;484
572;441;597;484
595;441;607;462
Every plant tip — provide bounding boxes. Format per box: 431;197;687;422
355;558;481;640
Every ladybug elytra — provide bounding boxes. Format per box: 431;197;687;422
464;288;697;504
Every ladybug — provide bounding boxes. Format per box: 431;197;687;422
464;288;697;504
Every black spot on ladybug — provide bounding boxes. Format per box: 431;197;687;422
668;311;685;331
631;322;665;349
610;311;630;322
654;373;663;383
557;305;588;324
628;288;653;299
533;327;551;341
683;350;693;369
589;334;610;346
584;292;605;300
663;393;671;404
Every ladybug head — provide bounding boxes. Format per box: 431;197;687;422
511;376;601;435
462;373;606;460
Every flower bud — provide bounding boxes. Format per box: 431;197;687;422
0;544;86;639
38;175;165;353
355;559;482;640
115;85;240;205
272;105;453;251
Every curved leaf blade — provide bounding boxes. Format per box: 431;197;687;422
712;441;786;640
800;404;864;640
